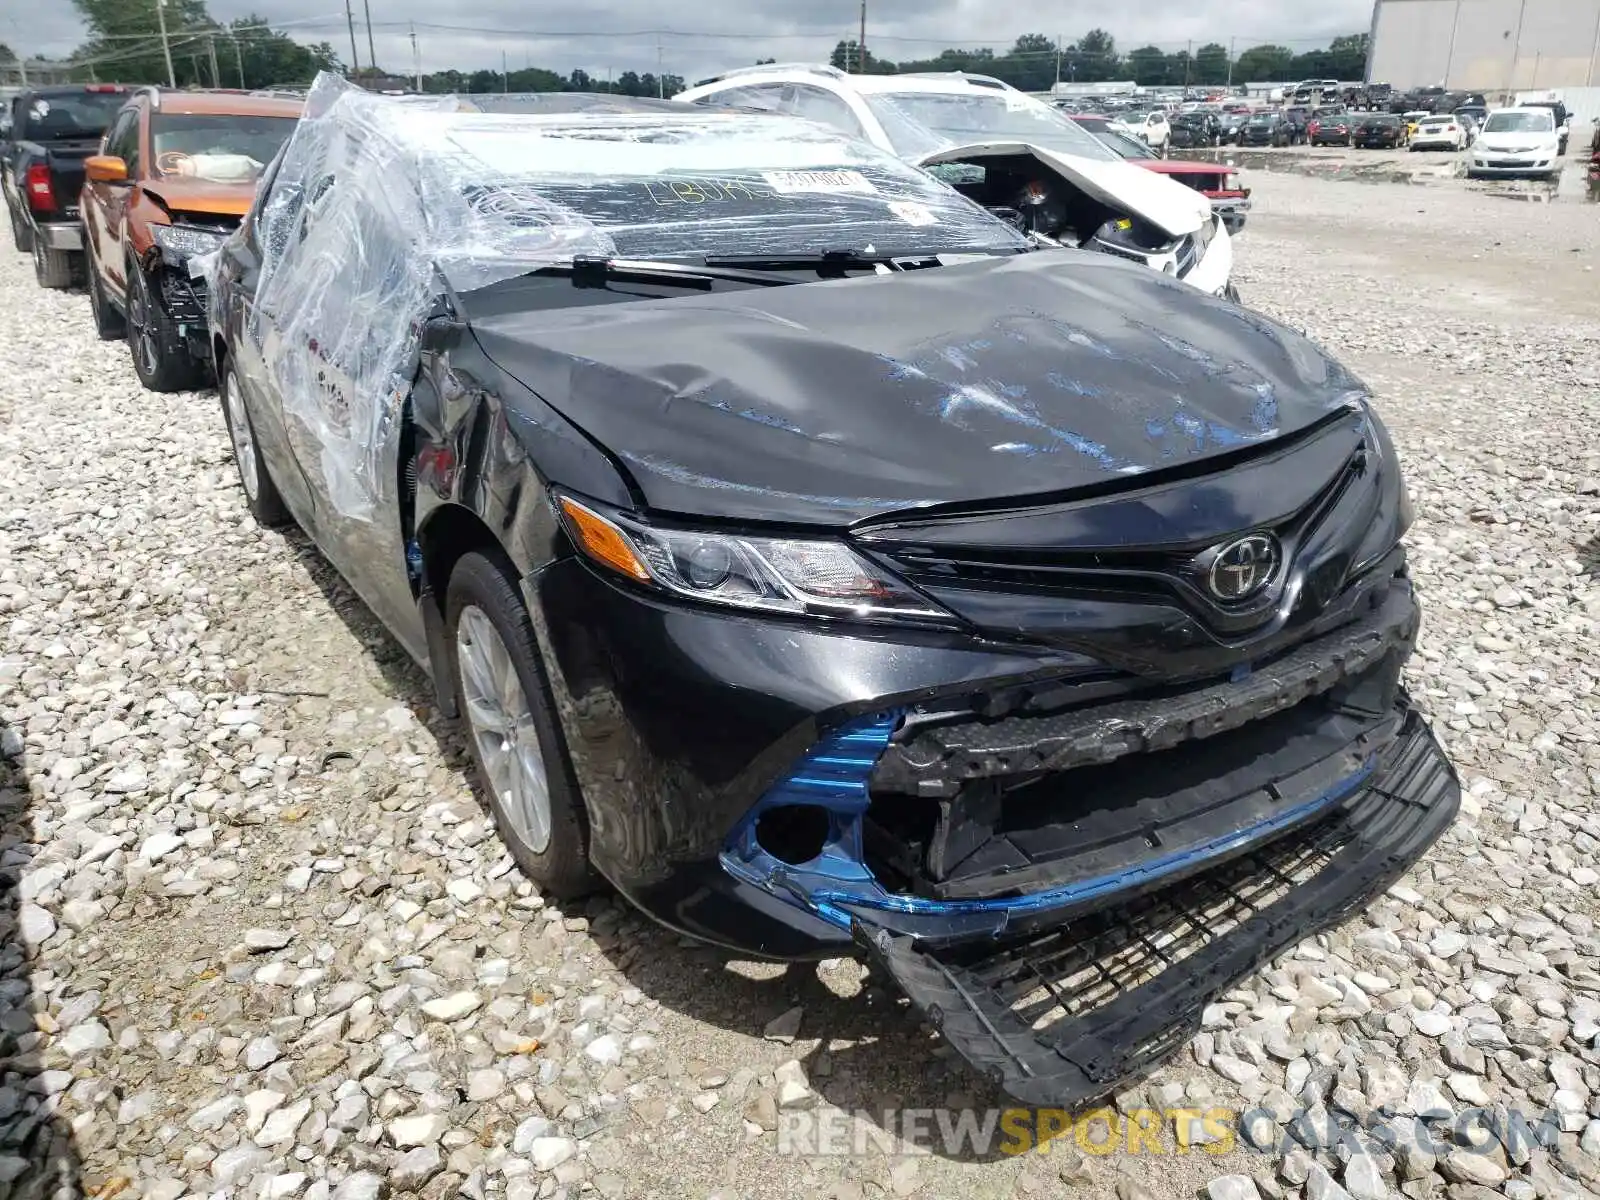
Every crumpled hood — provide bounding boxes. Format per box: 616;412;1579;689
142;178;254;219
470;251;1367;527
917;142;1209;238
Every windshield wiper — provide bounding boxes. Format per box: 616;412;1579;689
529;256;797;291
702;248;910;275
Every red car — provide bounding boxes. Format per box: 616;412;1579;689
1070;114;1251;234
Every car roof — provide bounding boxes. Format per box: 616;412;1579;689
691;64;1022;99
145;89;305;118
458;92;685;115
1489;106;1554;116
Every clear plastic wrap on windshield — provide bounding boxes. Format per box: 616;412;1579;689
236;72;1018;521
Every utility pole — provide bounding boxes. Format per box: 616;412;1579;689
409;23;421;91
502;50;508;92
232;35;245;87
1506;0;1528;96
155;0;177;88
657;36;664;96
207;35;221;88
1055;35;1062;89
858;0;867;71
1227;37;1236;88
1183;37;1193;94
362;0;377;76
343;0;360;81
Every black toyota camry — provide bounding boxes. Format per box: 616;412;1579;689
208;76;1459;1106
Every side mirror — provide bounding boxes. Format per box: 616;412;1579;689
85;155;129;184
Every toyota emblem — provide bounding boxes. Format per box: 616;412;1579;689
1206;533;1280;602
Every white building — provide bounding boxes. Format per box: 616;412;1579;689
1366;0;1600;92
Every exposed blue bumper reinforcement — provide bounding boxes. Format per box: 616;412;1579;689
720;709;1378;941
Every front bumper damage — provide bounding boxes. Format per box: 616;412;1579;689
865;710;1455;1106
716;577;1459;1104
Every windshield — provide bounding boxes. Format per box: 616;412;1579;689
394;111;1032;272
1247;115;1274;125
152;113;299;183
1074;120;1154;160
862;91;1117;162
1484;110;1554;133
20;90;125;140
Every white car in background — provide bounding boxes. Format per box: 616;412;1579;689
677;65;1233;297
1410;114;1467;152
1468;107;1563;180
1119;109;1172;153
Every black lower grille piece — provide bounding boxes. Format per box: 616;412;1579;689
159;269;207;327
872;583;1417;796
858;707;1458;1108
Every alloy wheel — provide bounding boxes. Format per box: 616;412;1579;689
224;372;259;501
129;270;159;377
456;605;552;854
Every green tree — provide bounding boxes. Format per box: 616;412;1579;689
224;15;335;87
1074;28;1118;81
1233;43;1294;83
1194;42;1230;86
1126;44;1169;86
70;0;213;84
1012;33;1054;56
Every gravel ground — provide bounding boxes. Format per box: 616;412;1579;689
2;173;1599;1200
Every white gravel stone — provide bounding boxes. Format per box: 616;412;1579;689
528;1137;577;1171
389;1112;449;1147
1206;1177;1261;1200
420;990;482;1021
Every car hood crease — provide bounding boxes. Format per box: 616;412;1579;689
143;179;255;218
470;253;1366;526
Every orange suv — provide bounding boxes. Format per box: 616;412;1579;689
80;88;302;392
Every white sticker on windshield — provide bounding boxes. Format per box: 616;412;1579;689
887;200;938;226
30;100;50;120
762;169;877;195
1004;91;1030;112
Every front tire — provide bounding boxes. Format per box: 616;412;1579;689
86;253;126;341
219;366;292;528
446;551;595;900
127;260;205;392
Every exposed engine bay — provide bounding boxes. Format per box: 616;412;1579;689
931;152;1199;267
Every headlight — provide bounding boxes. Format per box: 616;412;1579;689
554;493;956;627
151;223;229;261
1350;401;1413;574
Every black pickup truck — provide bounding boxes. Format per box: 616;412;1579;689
2;84;130;288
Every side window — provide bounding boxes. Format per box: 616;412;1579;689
695;84;785;114
783;85;866;138
104;108;138;168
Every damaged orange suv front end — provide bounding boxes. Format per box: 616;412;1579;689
79;87;302;392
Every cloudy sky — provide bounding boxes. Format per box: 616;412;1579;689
23;0;1374;82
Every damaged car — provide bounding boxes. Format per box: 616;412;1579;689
676;64;1234;298
208;76;1459;1107
80;87;302;391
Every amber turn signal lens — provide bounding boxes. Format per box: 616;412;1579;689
556;496;652;582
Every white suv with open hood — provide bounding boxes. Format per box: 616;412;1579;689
677;65;1235;298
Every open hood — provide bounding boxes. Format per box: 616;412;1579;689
469;251;1366;527
916;142;1209;238
143;179;254;220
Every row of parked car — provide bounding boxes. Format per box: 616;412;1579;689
2;67;1463;1110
